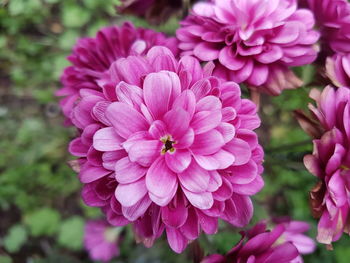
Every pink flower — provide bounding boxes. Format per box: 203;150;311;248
57;22;178;125
176;0;319;95
84;219;122;262
302;86;350;245
326;53;350;88
305;0;350;55
68;46;264;253
202;220;314;263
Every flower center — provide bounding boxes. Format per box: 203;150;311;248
161;135;176;154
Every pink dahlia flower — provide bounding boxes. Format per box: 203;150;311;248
305;0;350;55
84;219;122;262
326;53;350;88
68;46;264;253
202;220;315;263
302;86;350;245
176;0;319;95
57;22;178;124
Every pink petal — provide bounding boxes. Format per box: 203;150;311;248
146;157;178;206
106;102;148;139
161;195;188;228
166;228;188;253
69;138;89;157
178;161;210;192
194;149;235;170
228;160;258;184
93;127;124;152
219;46;246;70
172;90;196;119
194;42;220;61
232;175;264;195
163;108;191;139
143;72;181;120
223;194;253;227
115;81;143;109
191;130;225;155
115;179;147;207
79;164;111;183
191;110;222;134
115;157;147;184
183;188;214;209
176;128;195;149
128;140;161;167
122;195;152;221
165;149;191;173
180;208;200;240
224;138;252;165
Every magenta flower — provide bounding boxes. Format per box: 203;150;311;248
303;86;350;245
84;219;121;262
202;220;314;263
176;0;319;95
305;0;350;55
326;53;350;88
57;22;178;125
68;46;264;253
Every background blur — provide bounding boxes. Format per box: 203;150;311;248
0;0;350;262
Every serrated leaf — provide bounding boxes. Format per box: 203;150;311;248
3;225;27;253
58;217;84;250
24;208;61;237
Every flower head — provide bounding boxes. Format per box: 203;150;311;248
57;22;178;124
302;86;350;245
176;0;319;95
305;0;350;55
202;220;314;263
84;219;122;262
67;46;264;253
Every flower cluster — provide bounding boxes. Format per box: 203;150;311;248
176;0;319;95
302;86;350;245
202;220;315;263
62;22;264;253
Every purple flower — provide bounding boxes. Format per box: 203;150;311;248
57;22;178;125
305;0;350;55
202;220;314;263
326;53;350;87
176;0;319;95
84;219;121;262
302;86;350;245
67;45;264;253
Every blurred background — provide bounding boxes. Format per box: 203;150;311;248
0;0;349;262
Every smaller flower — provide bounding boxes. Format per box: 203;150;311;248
326;53;350;88
305;0;350;55
84;219;122;262
201;220;315;263
298;86;350;245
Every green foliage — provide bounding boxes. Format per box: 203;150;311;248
58;217;84;250
3;225;28;253
24;208;61;236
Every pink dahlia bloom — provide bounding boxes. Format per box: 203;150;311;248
326;53;350;88
305;0;350;55
57;22;178;125
176;0;319;95
84;219;121;262
69;46;264;253
303;86;350;245
202;220;314;263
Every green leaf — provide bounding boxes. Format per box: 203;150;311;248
58;217;84;250
8;0;25;16
24;208;61;237
3;225;27;253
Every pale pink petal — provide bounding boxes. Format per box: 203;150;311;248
165;150;192;173
115;179;147;207
115;157;147;184
93;127;124;151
